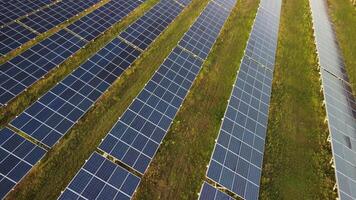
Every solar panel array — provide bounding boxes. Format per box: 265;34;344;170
98;0;233;175
0;0;99;56
67;0;144;42
309;0;356;199
0;0;145;106
0;0;53;26
58;152;140;200
0;128;46;199
201;0;281;199
199;182;234;200
10;0;188;149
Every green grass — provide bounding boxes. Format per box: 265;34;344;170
0;0;158;127
5;0;211;199
259;0;336;199
327;0;356;95
0;0;110;63
133;0;259;199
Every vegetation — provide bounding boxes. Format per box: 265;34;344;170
5;0;212;199
133;0;259;199
260;0;336;199
327;0;356;95
0;0;110;63
0;0;158;127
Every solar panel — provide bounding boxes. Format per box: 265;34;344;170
10;39;140;147
99;1;232;175
0;30;86;105
0;0;52;26
310;0;356;198
58;152;140;200
119;0;184;50
199;182;234;200
0;127;46;199
0;22;37;56
203;0;281;199
178;2;230;60
19;0;100;34
67;0;144;41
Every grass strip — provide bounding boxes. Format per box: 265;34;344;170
0;0;158;127
259;0;336;199
132;0;259;199
5;0;210;199
327;0;356;95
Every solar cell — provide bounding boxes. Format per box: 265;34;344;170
58;152;140;200
178;2;229;60
199;182;234;200
0;30;86;105
0;22;37;56
19;0;100;34
120;0;184;50
67;0;144;41
203;0;281;199
309;0;356;199
99;1;232;175
0;127;46;199
10;39;140;147
0;0;52;26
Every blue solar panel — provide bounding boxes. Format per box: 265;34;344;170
99;1;232;175
119;0;184;50
67;0;144;41
58;152;140;200
0;30;86;105
204;0;281;199
0;22;37;55
10;39;140;147
0;127;46;199
178;2;230;60
199;182;234;200
0;0;52;26
19;0;100;34
310;0;356;198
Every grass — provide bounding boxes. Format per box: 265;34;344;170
0;0;110;63
259;0;336;199
0;0;158;127
327;0;356;95
5;0;211;199
133;0;260;199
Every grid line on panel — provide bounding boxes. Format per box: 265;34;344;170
0;127;46;199
198;182;235;200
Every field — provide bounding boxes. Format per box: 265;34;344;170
259;0;336;199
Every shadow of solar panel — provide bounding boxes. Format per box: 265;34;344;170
99;46;203;174
0;30;86;105
67;0;144;41
19;0;100;34
10;39;140;148
0;22;37;55
0;127;46;199
58;152;140;200
119;0;183;50
178;2;229;60
0;0;51;26
199;182;234;200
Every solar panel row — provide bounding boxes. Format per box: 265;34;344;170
0;0;53;26
0;0;99;56
98;0;233;175
309;0;356;199
58;152;140;200
0;128;46;199
199;182;234;200
10;0;188;149
202;0;281;199
0;0;146;106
